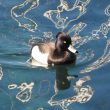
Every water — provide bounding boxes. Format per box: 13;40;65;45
0;0;110;110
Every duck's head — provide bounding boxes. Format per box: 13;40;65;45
55;32;71;51
55;32;78;53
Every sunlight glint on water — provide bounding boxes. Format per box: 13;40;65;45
0;0;110;110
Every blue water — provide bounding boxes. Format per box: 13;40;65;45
0;0;110;110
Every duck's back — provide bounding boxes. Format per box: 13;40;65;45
38;42;55;53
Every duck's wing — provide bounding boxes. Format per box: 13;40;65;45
38;42;55;53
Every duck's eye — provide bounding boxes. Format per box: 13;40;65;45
63;41;66;44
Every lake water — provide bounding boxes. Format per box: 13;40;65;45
0;0;110;110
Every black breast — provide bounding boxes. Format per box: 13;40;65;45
48;50;76;65
63;51;76;65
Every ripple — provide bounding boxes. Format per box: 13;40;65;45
77;49;95;64
8;84;17;90
0;65;3;80
81;39;110;73
91;4;110;38
105;4;110;16
48;76;94;110
8;82;34;103
67;22;87;35
44;0;90;29
37;107;44;110
11;0;39;32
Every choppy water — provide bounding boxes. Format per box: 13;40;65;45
0;0;110;110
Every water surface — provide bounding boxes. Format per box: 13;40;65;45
0;0;110;110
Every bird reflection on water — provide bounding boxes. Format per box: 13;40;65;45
55;65;78;91
48;65;94;110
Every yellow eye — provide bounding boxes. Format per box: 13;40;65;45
62;81;65;85
63;41;66;44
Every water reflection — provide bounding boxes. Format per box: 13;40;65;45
7;64;94;110
55;65;78;91
48;65;94;110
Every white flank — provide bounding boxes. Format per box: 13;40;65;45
31;46;48;65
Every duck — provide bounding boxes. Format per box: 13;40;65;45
29;32;78;67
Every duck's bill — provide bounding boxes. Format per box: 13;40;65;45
68;45;78;54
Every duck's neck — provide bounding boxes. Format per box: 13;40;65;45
55;41;67;56
54;48;65;56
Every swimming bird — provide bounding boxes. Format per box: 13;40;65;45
29;32;78;67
